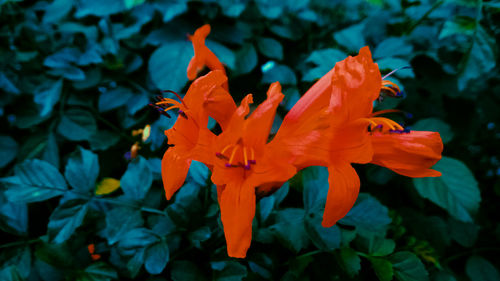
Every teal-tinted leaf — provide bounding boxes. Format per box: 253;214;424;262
154;0;188;22
304;213;341;250
339;248;361;277
257;37;283;60
207;40;236;70
411;118;454;144
188;226;211;248
83;262;118;280
121;156;153;200
0;266;23;281
47;66;86;81
0;72;20;94
149;117;176;151
413;157;480;222
126;92;149;115
390;252;429;281
57;109;97;141
18;133;59;168
449;219;479;247
118;228;159;254
78;46;102;66
145;240;169;274
124;0;145;9
255;0;284;19
149;41;193;93
433;272;457;281
374;37;413;59
0;136;18;168
365;236;396;257
64;147;99;193
217;0;248;17
370;258;394;281
302;49;346;81
439;16;476;39
458;26;496;91
466;256;500;281
270;208;309;252
234;43;257;75
340;193;391;235
187;160;209;186
259;196;274;223
104;207;144;245
171;260;206;281
89;130;120;151
212;261;247;281
14;102;49;129
34;79;63;117
126;248;145;278
302;166;328;213
98;87;134;112
333;23;366;52
44;48;79;68
74;0;126;18
0;195;28;234
48;199;89;243
376;57;414;78
3;159;68;203
262;63;296;85
43;0;73;23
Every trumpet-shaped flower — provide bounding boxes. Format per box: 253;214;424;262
276;46;443;228
210;83;296;258
155;70;235;200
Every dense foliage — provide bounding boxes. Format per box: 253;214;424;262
1;0;499;280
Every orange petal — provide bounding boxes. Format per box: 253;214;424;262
330;120;373;164
329;46;381;122
187;24;227;90
161;148;191;200
243;82;284;149
370;131;443;178
322;163;360;227
218;180;256;258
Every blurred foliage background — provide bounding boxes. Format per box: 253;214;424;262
1;0;499;280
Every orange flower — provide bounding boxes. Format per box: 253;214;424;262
277;46;443;228
210;83;296;258
187;24;228;90
155;70;236;199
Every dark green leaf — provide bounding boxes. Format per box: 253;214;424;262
333;23;366;52
338;248;361;277
374;37;413;59
340;193;392;235
57;109;97;141
118;228;159;254
89;130;120;151
270;208;309;252
121;156;153;200
33;79;63;117
449;219;479;247
3;159;68;203
466;256;500;281
64;147;99;193
0;72;20;94
0;135;18;168
302;166;328;213
74;0;126;18
370;258;393;281
98;87;133;112
413;157;480;222
43;0;73;23
145;240;169;275
302;49;346;81
257;37;283;60
234;43;257;75
48;199;89;243
439;16;476;39
304;211;341;250
170;260;206;281
390;251;429;281
262;63;296;85
0;195;28;234
212;261;247;281
82;262;118;281
149;41;193;93
104;207;144;245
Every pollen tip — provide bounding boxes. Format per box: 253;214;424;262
244;164;251;170
225;163;232;168
249;160;256;164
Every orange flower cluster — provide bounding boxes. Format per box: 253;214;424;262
157;25;443;258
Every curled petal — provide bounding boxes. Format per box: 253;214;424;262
322;163;360;227
371;131;443;177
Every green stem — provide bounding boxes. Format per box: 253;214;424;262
295;249;323;260
405;0;445;35
443;247;500;265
